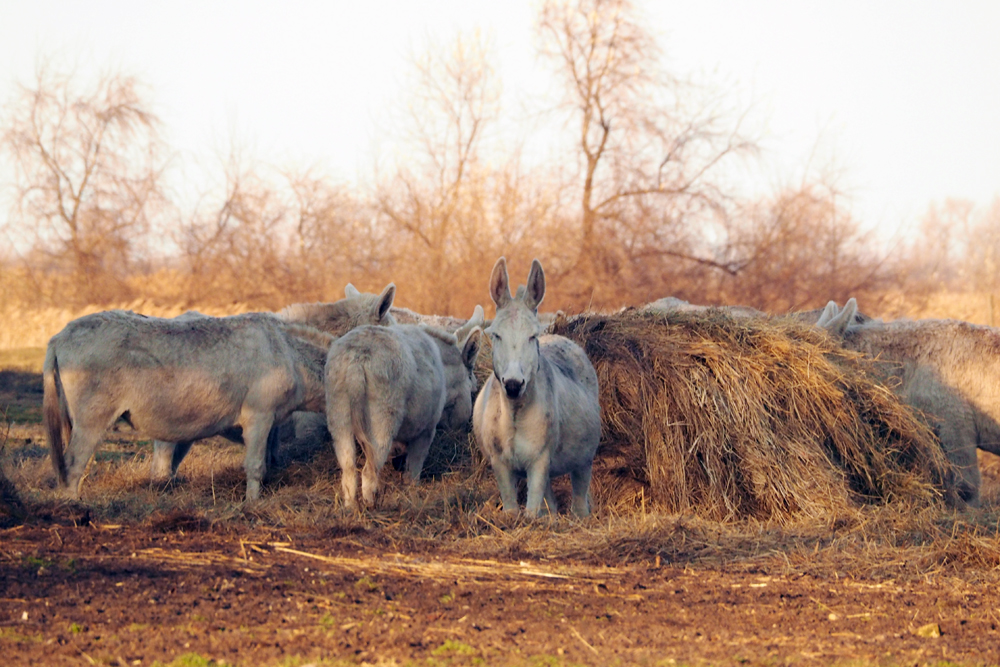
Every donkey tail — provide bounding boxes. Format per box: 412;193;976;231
43;342;71;487
346;364;374;455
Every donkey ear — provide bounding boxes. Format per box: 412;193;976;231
523;259;546;311
489;257;512;308
374;284;396;322
461;328;483;370
815;300;840;328
345;283;361;299
454;305;485;341
818;298;857;338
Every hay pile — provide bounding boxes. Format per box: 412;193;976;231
471;308;949;523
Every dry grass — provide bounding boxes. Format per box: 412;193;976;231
4;421;1000;581
4;304;1000;584
546;308;948;522
0;300;253;350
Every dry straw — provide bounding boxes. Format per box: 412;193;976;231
497;308;954;523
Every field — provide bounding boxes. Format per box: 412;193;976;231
5;315;1000;666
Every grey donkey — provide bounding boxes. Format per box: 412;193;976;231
817;298;990;506
44;310;330;501
150;283;396;480
473;258;602;518
325;306;484;510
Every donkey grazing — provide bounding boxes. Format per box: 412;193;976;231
642;297;765;319
278;282;397;335
44;310;330;501
816;299;994;505
149;284;394;479
473;258;602;518
326;307;484;510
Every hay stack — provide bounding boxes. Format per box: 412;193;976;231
475;309;947;523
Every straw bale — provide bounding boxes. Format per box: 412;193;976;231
472;308;948;523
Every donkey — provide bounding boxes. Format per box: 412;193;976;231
642;297;765;319
44;310;330;501
473;258;602;518
326;307;484;510
149;284;394;479
278;282;397;335
816;299;990;505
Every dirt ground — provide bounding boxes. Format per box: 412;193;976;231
3;520;1000;667
4;370;1000;665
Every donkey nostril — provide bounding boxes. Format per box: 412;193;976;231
504;379;524;398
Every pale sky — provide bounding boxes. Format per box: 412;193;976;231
1;0;998;242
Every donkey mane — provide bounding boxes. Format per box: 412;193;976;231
418;324;458;345
280;321;336;349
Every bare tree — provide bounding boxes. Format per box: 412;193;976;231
178;147;293;308
286;167;385;300
536;0;755;306
376;32;509;314
719;182;887;313
1;61;166;305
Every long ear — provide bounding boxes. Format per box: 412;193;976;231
819;298;857;338
374;283;396;323
454;305;485;341
345;283;361;299
523;258;545;311
489;257;512;309
461;328;483;370
815;301;840;328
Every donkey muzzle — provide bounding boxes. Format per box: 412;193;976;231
504;378;525;399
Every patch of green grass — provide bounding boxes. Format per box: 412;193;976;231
0;627;44;643
432;640;478;657
354;575;378;591
1;403;42;424
24;555;54;569
152;653;230;667
68;622;83;634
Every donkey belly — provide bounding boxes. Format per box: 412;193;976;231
549;385;601;477
121;370;244;442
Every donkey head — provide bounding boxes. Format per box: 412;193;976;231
344;282;397;329
485;257;546;401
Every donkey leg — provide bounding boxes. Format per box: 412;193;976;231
524;457;552;518
242;413;276;501
151;440;194;480
359;443;380;508
403;430;435;484
569;464;593;518
541;482;558;517
150;441;177;480
266;424;281;471
490;460;519;513
63;427;106;500
330;417;359;511
360;420;395;507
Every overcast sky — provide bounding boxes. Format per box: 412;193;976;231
1;0;998;241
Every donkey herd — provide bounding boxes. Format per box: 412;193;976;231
40;256;1000;517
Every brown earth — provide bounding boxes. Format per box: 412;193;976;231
3;519;1000;666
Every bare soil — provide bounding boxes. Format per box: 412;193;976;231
4;520;1000;667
